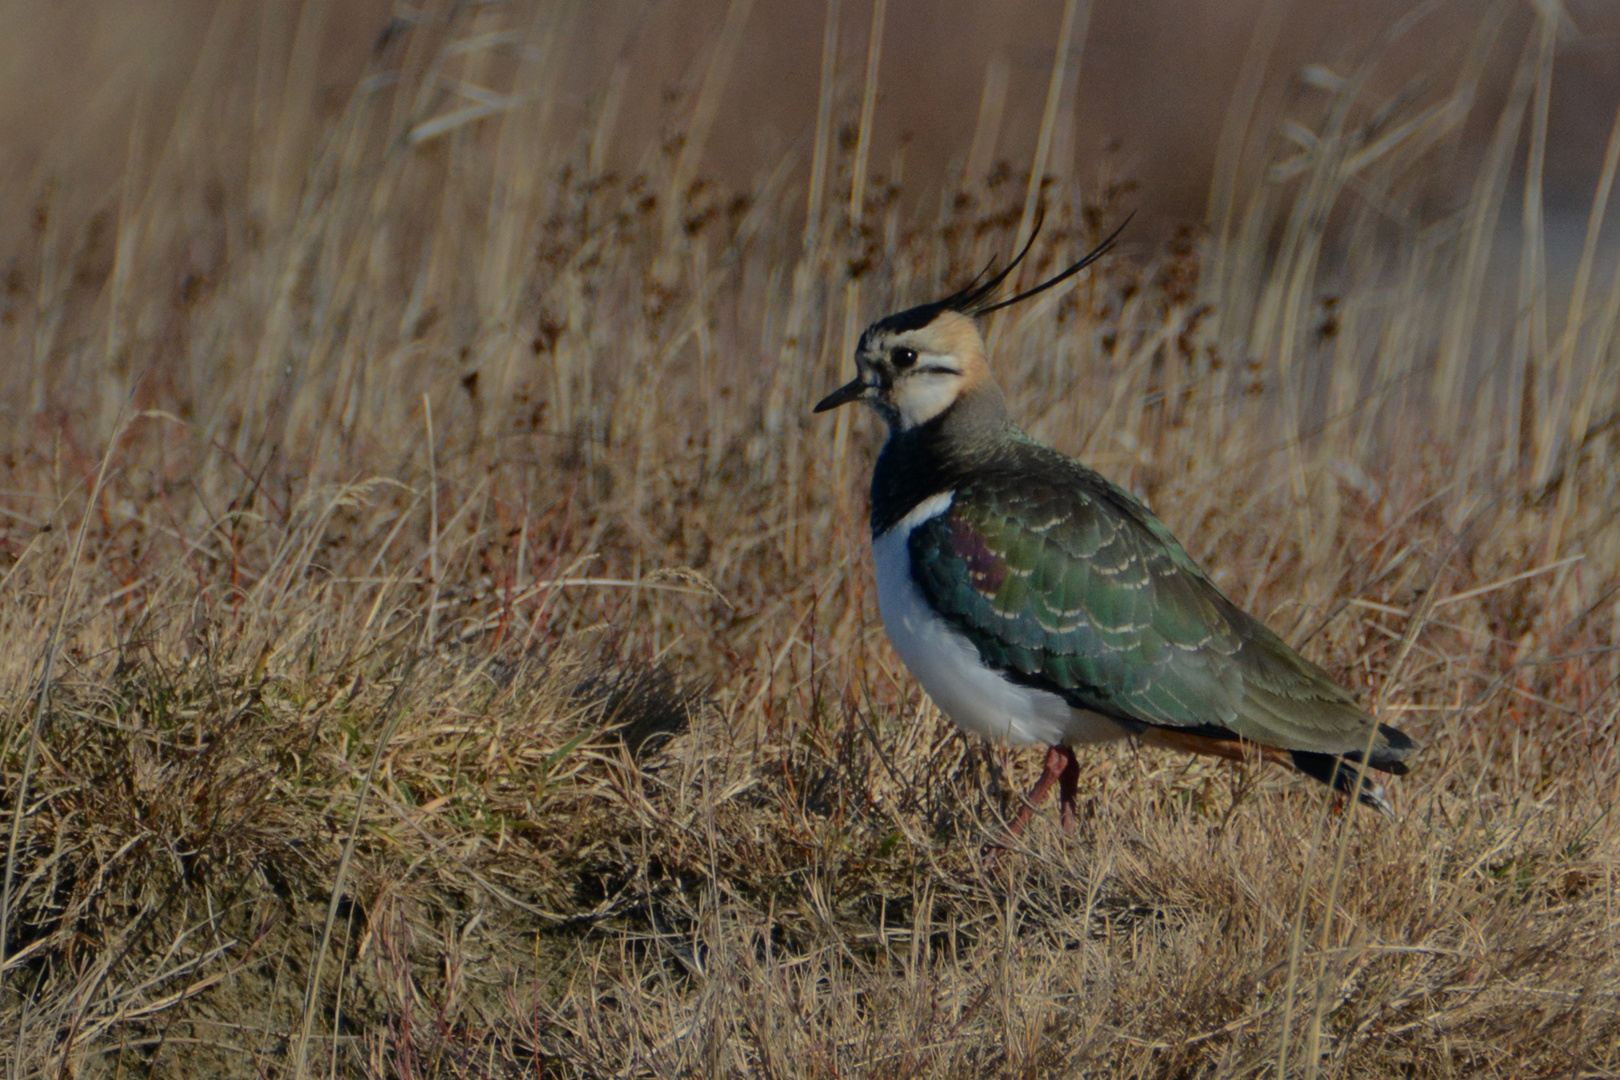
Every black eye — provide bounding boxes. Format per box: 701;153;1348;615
891;346;918;369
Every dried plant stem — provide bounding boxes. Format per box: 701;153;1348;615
0;414;126;997
832;0;887;475
1434;31;1537;438
1204;0;1287;306
421;393;441;650
291;655;417;1080
1542;92;1620;556
661;0;755;259
1300;554;1450;1079
965;50;1010;189
1014;0;1086;257
1515;4;1557;480
761;0;841;456
803;0;842;255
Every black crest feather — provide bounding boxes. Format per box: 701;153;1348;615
866;211;1131;338
957;210;1132;317
971;213;1130;315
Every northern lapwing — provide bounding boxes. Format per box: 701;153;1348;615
814;223;1414;837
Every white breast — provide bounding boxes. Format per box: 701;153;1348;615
872;492;1129;748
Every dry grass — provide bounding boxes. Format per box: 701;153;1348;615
2;2;1619;1077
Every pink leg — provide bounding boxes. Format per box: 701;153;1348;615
1057;747;1081;835
998;745;1078;842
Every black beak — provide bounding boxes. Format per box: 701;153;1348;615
813;377;867;413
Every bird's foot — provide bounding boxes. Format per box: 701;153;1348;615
984;745;1080;862
1057;746;1080;835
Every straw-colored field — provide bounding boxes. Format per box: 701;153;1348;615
2;2;1618;1076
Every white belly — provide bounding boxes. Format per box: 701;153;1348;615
873;492;1129;748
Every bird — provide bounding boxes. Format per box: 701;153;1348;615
813;221;1414;838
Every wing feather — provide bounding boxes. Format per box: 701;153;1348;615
907;447;1396;757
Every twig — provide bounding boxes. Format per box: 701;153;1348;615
292;654;418;1080
1;415;128;1000
421;394;441;650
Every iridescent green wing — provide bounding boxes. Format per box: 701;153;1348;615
908;454;1378;753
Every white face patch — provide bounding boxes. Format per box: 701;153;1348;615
890;365;964;429
852;309;992;431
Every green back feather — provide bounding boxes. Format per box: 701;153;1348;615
905;436;1388;754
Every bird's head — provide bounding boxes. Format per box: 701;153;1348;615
814;306;990;430
813;214;1127;432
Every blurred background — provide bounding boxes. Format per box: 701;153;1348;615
6;1;1620;229
9;1;1620;220
6;0;1620;438
1;0;1616;503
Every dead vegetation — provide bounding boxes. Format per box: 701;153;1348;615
1;1;1618;1077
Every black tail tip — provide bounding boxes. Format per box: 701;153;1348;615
1338;723;1416;776
1377;722;1416;755
1289;750;1395;812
